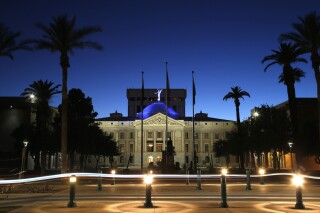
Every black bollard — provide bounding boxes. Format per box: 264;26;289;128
97;169;102;191
293;174;305;209
144;175;153;208
196;168;202;190
67;175;77;208
245;169;252;190
219;169;229;208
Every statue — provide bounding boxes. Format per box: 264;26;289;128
155;89;162;102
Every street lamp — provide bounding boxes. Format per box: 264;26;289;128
292;174;305;209
288;142;294;172
253;111;259;117
19;140;28;179
144;174;153;207
220;168;228;208
67;175;77;207
259;168;265;185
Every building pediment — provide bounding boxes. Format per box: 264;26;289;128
135;113;185;126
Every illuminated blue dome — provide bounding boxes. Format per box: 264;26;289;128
137;102;179;119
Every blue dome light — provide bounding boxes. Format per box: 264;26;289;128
137;102;179;119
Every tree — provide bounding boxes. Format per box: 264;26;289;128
280;12;320;157
21;80;61;174
244;105;291;170
213;139;230;168
262;43;307;169
30;15;103;173
66;88;98;171
223;86;250;169
0;23;29;60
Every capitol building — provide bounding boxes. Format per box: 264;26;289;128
96;88;237;170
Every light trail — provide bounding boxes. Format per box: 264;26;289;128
1;172;319;185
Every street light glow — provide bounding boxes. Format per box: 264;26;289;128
292;174;303;187
69;175;77;183
221;168;228;176
144;175;153;184
259;168;265;175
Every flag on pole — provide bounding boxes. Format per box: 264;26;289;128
192;71;196;105
141;71;144;109
166;62;170;100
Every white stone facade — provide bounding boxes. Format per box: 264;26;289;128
97;112;236;170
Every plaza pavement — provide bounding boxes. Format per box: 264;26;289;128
1;180;320;213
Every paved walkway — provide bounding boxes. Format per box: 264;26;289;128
1;182;320;212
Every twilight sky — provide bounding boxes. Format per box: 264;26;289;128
0;0;319;121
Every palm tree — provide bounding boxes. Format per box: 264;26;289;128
29;15;103;173
223;86;250;169
21;80;61;175
280;11;320;155
0;23;29;60
262;43;307;169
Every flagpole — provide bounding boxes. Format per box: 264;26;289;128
165;62;169;151
192;71;196;173
141;71;144;173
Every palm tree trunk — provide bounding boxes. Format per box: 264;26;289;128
285;77;302;171
311;52;320;159
60;53;69;173
235;104;245;169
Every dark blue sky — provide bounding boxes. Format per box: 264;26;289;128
0;0;319;120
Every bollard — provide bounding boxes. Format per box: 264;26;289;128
259;168;265;185
245;169;252;190
219;168;229;208
144;174;153;208
196;168;202;190
111;170;116;185
67;175;77;208
186;169;190;185
97;169;102;191
293;174;305;209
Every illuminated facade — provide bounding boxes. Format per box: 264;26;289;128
96;88;236;170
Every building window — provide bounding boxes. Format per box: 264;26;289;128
216;157;220;163
147;141;154;152
120;156;124;163
120;132;125;139
129;132;134;139
119;144;125;153
167;132;172;139
129;155;134;163
194;133;199;139
185;144;189;152
204;144;209;153
205;156;210;163
157;156;162;164
195;144;199;152
215;133;219;139
148;156;153;163
156;143;162;152
185;132;189;139
110;132;114;138
185;156;189;164
225;132;230;139
130;144;134;153
147;132;153;139
156;131;162;139
204;132;209;139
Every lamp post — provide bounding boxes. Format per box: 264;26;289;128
19;140;28;179
259;168;265;185
288;142;294;172
111;170;116;185
67;175;77;207
220;168;228;208
292;174;305;209
144;174;153;208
